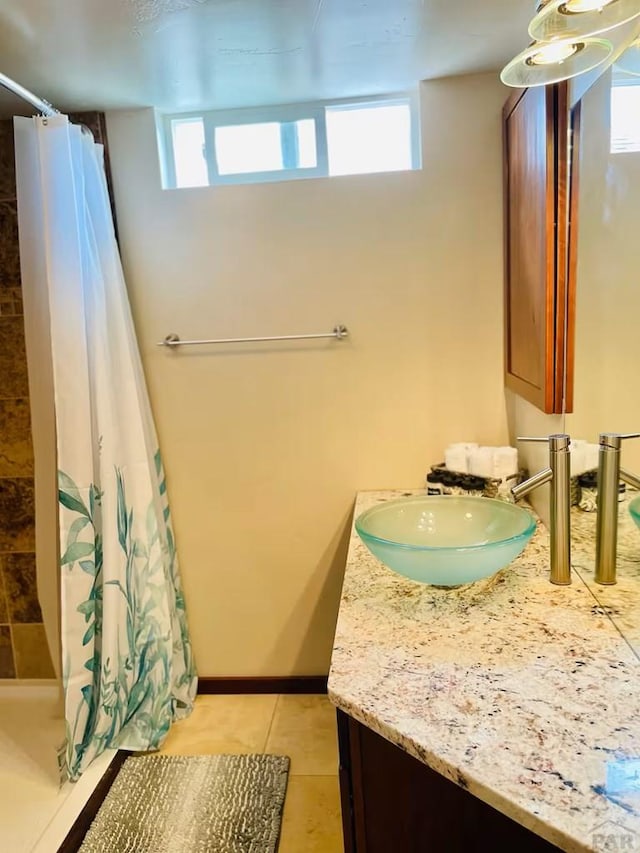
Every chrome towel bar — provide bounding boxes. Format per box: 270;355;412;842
157;325;349;348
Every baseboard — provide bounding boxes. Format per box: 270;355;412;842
0;680;60;699
197;676;328;695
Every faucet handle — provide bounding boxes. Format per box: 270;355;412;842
518;434;570;451
599;432;640;450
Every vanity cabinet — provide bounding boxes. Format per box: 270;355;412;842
503;83;573;414
337;710;559;853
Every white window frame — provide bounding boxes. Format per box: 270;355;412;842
162;92;421;188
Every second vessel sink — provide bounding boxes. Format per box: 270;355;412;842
355;495;536;586
628;495;640;532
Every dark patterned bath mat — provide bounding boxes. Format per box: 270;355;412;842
78;753;290;853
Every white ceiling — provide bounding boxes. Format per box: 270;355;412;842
0;0;533;117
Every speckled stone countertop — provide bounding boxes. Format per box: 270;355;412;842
571;495;640;658
328;490;640;853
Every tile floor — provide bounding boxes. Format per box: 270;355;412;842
160;693;345;852
1;689;343;852
0;685;116;853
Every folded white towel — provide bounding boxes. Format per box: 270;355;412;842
469;446;495;479
445;447;469;473
492;447;518;480
585;443;600;472
570;442;587;476
570;440;599;475
444;443;478;474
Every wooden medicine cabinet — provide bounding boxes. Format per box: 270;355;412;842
503;82;573;414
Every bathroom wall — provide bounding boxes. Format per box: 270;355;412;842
565;72;640;470
506;390;565;524
0;119;54;678
106;72;511;676
0;112;109;680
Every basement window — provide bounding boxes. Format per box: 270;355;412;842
610;80;640;154
162;94;421;188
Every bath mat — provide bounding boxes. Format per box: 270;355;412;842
78;753;290;853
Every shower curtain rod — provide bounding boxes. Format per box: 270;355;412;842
0;71;58;117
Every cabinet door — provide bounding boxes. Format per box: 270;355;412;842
337;711;559;852
503;84;569;414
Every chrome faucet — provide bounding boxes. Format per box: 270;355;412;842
511;434;571;585
595;433;640;585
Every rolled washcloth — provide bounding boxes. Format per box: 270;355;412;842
444;443;478;474
492;447;519;481
570;440;599;476
570;440;587;476
468;446;496;479
467;446;519;480
584;443;600;473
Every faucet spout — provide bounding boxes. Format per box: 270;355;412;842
620;467;640;491
511;467;552;501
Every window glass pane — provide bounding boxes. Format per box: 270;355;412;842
171;118;208;188
326;103;412;176
215;122;284;175
214;119;317;175
280;120;317;169
611;82;640;154
295;119;317;168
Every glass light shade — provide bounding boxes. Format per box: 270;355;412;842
529;0;640;41
500;36;613;87
616;38;640;73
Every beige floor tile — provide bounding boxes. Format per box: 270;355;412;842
279;775;344;853
265;694;339;776
160;694;278;755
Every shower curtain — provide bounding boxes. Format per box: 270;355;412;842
13;115;197;780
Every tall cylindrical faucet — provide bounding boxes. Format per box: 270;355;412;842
512;434;571;585
595;433;640;585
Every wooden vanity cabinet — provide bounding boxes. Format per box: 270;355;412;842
503;83;572;414
337;710;559;852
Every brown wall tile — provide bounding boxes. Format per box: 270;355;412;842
0;201;21;289
0;565;7;623
0;398;33;476
0;316;29;397
12;623;55;678
0;117;56;681
0;624;15;677
0;286;23;317
68;112;105;144
3;552;41;623
0;120;16;202
0;478;35;551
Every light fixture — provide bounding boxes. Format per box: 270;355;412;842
529;0;640;42
616;36;640;72
500;35;613;87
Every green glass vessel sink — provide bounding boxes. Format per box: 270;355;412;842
628;495;640;531
355;495;536;587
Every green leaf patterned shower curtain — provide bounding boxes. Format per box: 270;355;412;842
14;115;197;780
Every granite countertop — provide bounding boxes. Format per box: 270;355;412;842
328;490;640;853
571;495;640;657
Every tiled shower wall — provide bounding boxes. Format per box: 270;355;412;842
0;119;53;678
0;112;109;679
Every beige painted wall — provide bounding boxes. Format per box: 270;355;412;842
506;390;565;524
105;73;510;676
566;71;640;470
